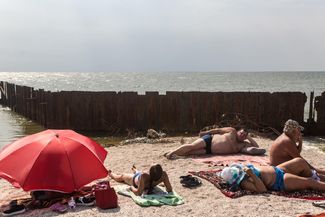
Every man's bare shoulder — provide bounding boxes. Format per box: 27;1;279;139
217;127;236;133
226;127;237;135
272;134;294;148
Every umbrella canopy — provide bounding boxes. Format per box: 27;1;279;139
0;129;108;193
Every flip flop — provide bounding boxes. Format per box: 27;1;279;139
180;175;202;188
50;203;68;213
181;178;202;188
312;201;325;209
180;175;192;180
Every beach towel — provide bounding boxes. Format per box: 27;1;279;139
115;185;184;207
189;170;325;200
193;154;269;166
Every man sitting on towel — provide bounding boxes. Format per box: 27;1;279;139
165;127;265;159
269;119;325;181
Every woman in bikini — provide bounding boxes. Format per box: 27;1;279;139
220;157;325;193
108;164;173;196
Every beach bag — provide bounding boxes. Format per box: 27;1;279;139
94;181;118;209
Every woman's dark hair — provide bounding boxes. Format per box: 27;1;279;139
148;164;163;193
149;164;163;181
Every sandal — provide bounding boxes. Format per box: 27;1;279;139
2;204;26;217
75;196;95;206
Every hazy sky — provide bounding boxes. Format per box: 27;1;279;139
0;0;324;72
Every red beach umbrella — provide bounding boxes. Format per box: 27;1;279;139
0;129;108;193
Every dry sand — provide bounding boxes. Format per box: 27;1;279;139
0;136;324;217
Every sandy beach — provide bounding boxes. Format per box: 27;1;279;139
0;135;324;217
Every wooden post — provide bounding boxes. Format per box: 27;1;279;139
0;81;3;104
308;91;314;124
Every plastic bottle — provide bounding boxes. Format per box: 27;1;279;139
68;197;76;209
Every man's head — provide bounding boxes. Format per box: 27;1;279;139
283;119;304;137
236;128;248;142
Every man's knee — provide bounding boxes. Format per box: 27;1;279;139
291;157;312;171
292;157;306;165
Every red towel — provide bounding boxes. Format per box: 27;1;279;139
193;154;269;166
189;169;325;200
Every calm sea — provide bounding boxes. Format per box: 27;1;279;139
0;71;325;148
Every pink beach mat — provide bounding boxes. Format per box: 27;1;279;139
193;154;270;166
189;169;325;200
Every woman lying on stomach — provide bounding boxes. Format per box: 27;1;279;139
221;157;325;193
108;164;173;196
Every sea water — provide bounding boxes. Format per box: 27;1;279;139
0;71;324;94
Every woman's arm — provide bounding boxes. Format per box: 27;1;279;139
130;175;147;196
240;168;267;193
162;171;173;192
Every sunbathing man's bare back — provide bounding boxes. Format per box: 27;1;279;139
269;134;298;166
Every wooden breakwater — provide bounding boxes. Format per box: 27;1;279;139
315;92;325;135
0;81;317;134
